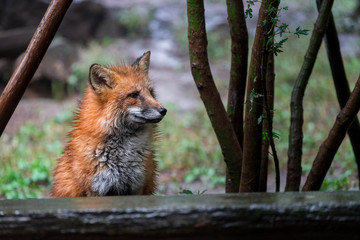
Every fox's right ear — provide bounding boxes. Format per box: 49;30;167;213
89;64;114;94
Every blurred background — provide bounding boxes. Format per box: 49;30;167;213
0;0;359;198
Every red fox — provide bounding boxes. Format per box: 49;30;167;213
51;51;167;197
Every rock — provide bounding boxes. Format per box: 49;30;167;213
33;38;78;83
0;0;115;44
0;27;36;58
0;59;13;88
59;1;107;43
13;38;78;98
0;0;48;30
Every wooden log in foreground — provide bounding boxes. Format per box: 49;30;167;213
0;192;360;239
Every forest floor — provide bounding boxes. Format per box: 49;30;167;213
1;0;360;198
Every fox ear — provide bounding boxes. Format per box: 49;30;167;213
132;51;151;75
89;64;114;94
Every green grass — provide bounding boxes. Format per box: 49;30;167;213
155;103;226;188
0;110;73;199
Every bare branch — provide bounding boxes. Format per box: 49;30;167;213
285;0;334;191
225;0;248;193
187;0;242;192
303;75;360;191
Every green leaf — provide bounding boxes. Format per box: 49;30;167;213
266;35;274;47
179;189;193;195
272;131;281;139
199;189;208;195
262;132;270;141
294;27;310;38
279;37;288;45
245;8;253;18
257;114;264;125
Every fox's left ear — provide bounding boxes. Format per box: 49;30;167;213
132;51;151;75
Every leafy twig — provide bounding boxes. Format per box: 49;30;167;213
303;75;360;191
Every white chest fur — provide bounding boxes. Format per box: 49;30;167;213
91;130;151;196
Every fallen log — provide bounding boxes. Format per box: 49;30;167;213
0;192;359;239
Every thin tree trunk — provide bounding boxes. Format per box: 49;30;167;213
259;53;275;192
316;0;360;186
187;0;242;192
240;0;280;192
225;0;248;193
285;0;334;191
303;75;360;191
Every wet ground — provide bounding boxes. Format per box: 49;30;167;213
2;0;359;194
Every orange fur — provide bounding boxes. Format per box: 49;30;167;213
51;52;165;197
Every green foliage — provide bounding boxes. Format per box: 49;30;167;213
271;37;288;56
207;32;231;61
155;103;226;189
294;26;310;38
0;110;73;199
245;0;258;18
246;1;310;56
262;131;280;141
321;170;353;191
179;189;207;195
184;167;225;188
156;104;224;172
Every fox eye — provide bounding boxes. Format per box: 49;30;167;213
128;91;140;99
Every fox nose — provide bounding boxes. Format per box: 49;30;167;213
159;108;167;116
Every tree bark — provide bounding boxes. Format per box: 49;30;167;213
225;0;248;193
285;0;334;191
2;193;360;239
187;0;242;192
302;75;360;191
240;0;280;192
316;0;360;186
259;53;275;192
0;0;73;137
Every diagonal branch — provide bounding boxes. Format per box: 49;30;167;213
302;75;360;191
0;0;73;137
187;0;242;192
285;0;334;191
316;0;360;187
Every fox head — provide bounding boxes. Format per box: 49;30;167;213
87;51;167;132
